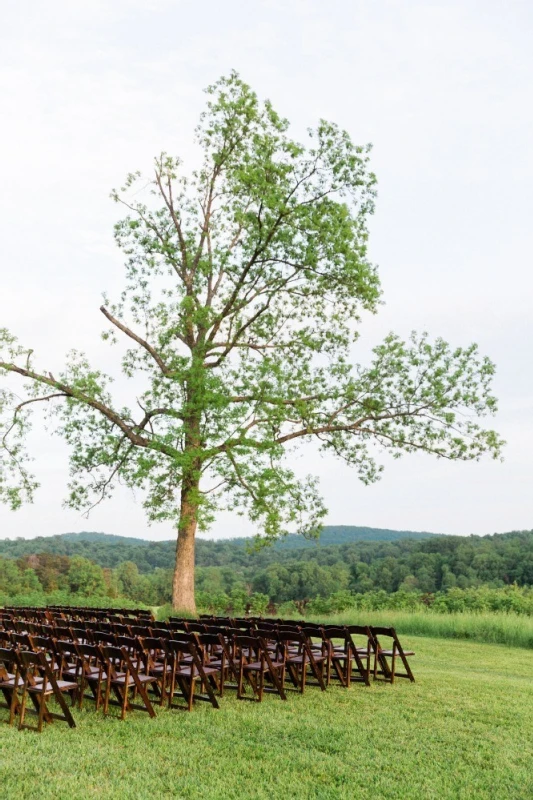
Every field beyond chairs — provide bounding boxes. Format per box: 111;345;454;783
0;605;415;732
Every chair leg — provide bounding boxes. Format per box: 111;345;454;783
346;654;352;688
18;681;28;730
38;692;47;733
237;661;244;700
121;685;128;720
188;677;195;712
103;676;111;715
9;685;19;726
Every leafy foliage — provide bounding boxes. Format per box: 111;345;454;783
0;529;531;611
0;73;504;609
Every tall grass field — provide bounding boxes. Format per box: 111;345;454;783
153;606;533;650
1;636;532;799
315;610;533;649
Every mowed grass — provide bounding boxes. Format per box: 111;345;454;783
1;637;532;800
316;610;533;649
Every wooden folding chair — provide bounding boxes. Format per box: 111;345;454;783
99;644;157;719
54;639;82;686
184;622;208;634
322;626;373;688
92;631;117;647
371;627;415;683
75;642;107;710
0;647;21;725
166;639;220;711
345;625;375;687
28;635;62;678
140;636;172;705
196;632;236;697
17;649;77;732
278;630;326;693
234;635;287;702
321;627;355;688
302;626;331;683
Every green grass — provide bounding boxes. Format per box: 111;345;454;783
154;607;533;650
1;636;532;799
315;610;533;649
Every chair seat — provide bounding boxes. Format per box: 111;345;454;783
112;674;157;686
27;679;78;694
205;658;223;668
1;675;44;687
84;669;108;681
61;668;79;679
243;660;284;671
175;665;219;677
381;650;415;656
150;664;172;675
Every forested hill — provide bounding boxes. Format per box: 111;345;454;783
0;525;438;566
1;528;532;601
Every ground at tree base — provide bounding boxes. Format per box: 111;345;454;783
0;636;531;799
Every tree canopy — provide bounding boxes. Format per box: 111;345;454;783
0;72;504;611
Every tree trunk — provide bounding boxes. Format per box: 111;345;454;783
172;474;199;614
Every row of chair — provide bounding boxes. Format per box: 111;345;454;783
0;608;415;732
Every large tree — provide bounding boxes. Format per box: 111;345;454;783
0;73;503;612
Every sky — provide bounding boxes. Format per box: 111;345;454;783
0;0;532;541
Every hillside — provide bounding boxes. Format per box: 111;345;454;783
0;524;439;561
2;527;532;603
271;526;439;549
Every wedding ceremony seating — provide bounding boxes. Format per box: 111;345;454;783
0;606;415;732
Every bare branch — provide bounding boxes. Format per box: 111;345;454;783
2;393;69;448
100;306;181;372
155;168;190;275
0;360;154;450
226;449;259;502
81;442;135;517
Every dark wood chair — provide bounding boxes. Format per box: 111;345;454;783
345;625;375;686
99;644;157;719
166;639;220;711
321;627;354;687
301;626;331;683
234;635;287;702
370;627;415;683
17;649;77;732
0;647;21;725
74;642;107;710
277;630;326;693
53;639;81;688
140;636;172;705
184;622;208;634
196;632;237;696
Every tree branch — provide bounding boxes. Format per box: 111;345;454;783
100;306;180;373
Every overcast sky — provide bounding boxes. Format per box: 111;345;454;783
0;0;532;541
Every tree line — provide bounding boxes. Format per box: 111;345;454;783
0;530;531;610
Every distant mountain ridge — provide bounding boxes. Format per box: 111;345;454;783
1;525;440;551
2;527;531;586
59;531;149;546
0;526;441;569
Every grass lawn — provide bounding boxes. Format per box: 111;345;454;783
1;636;532;800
